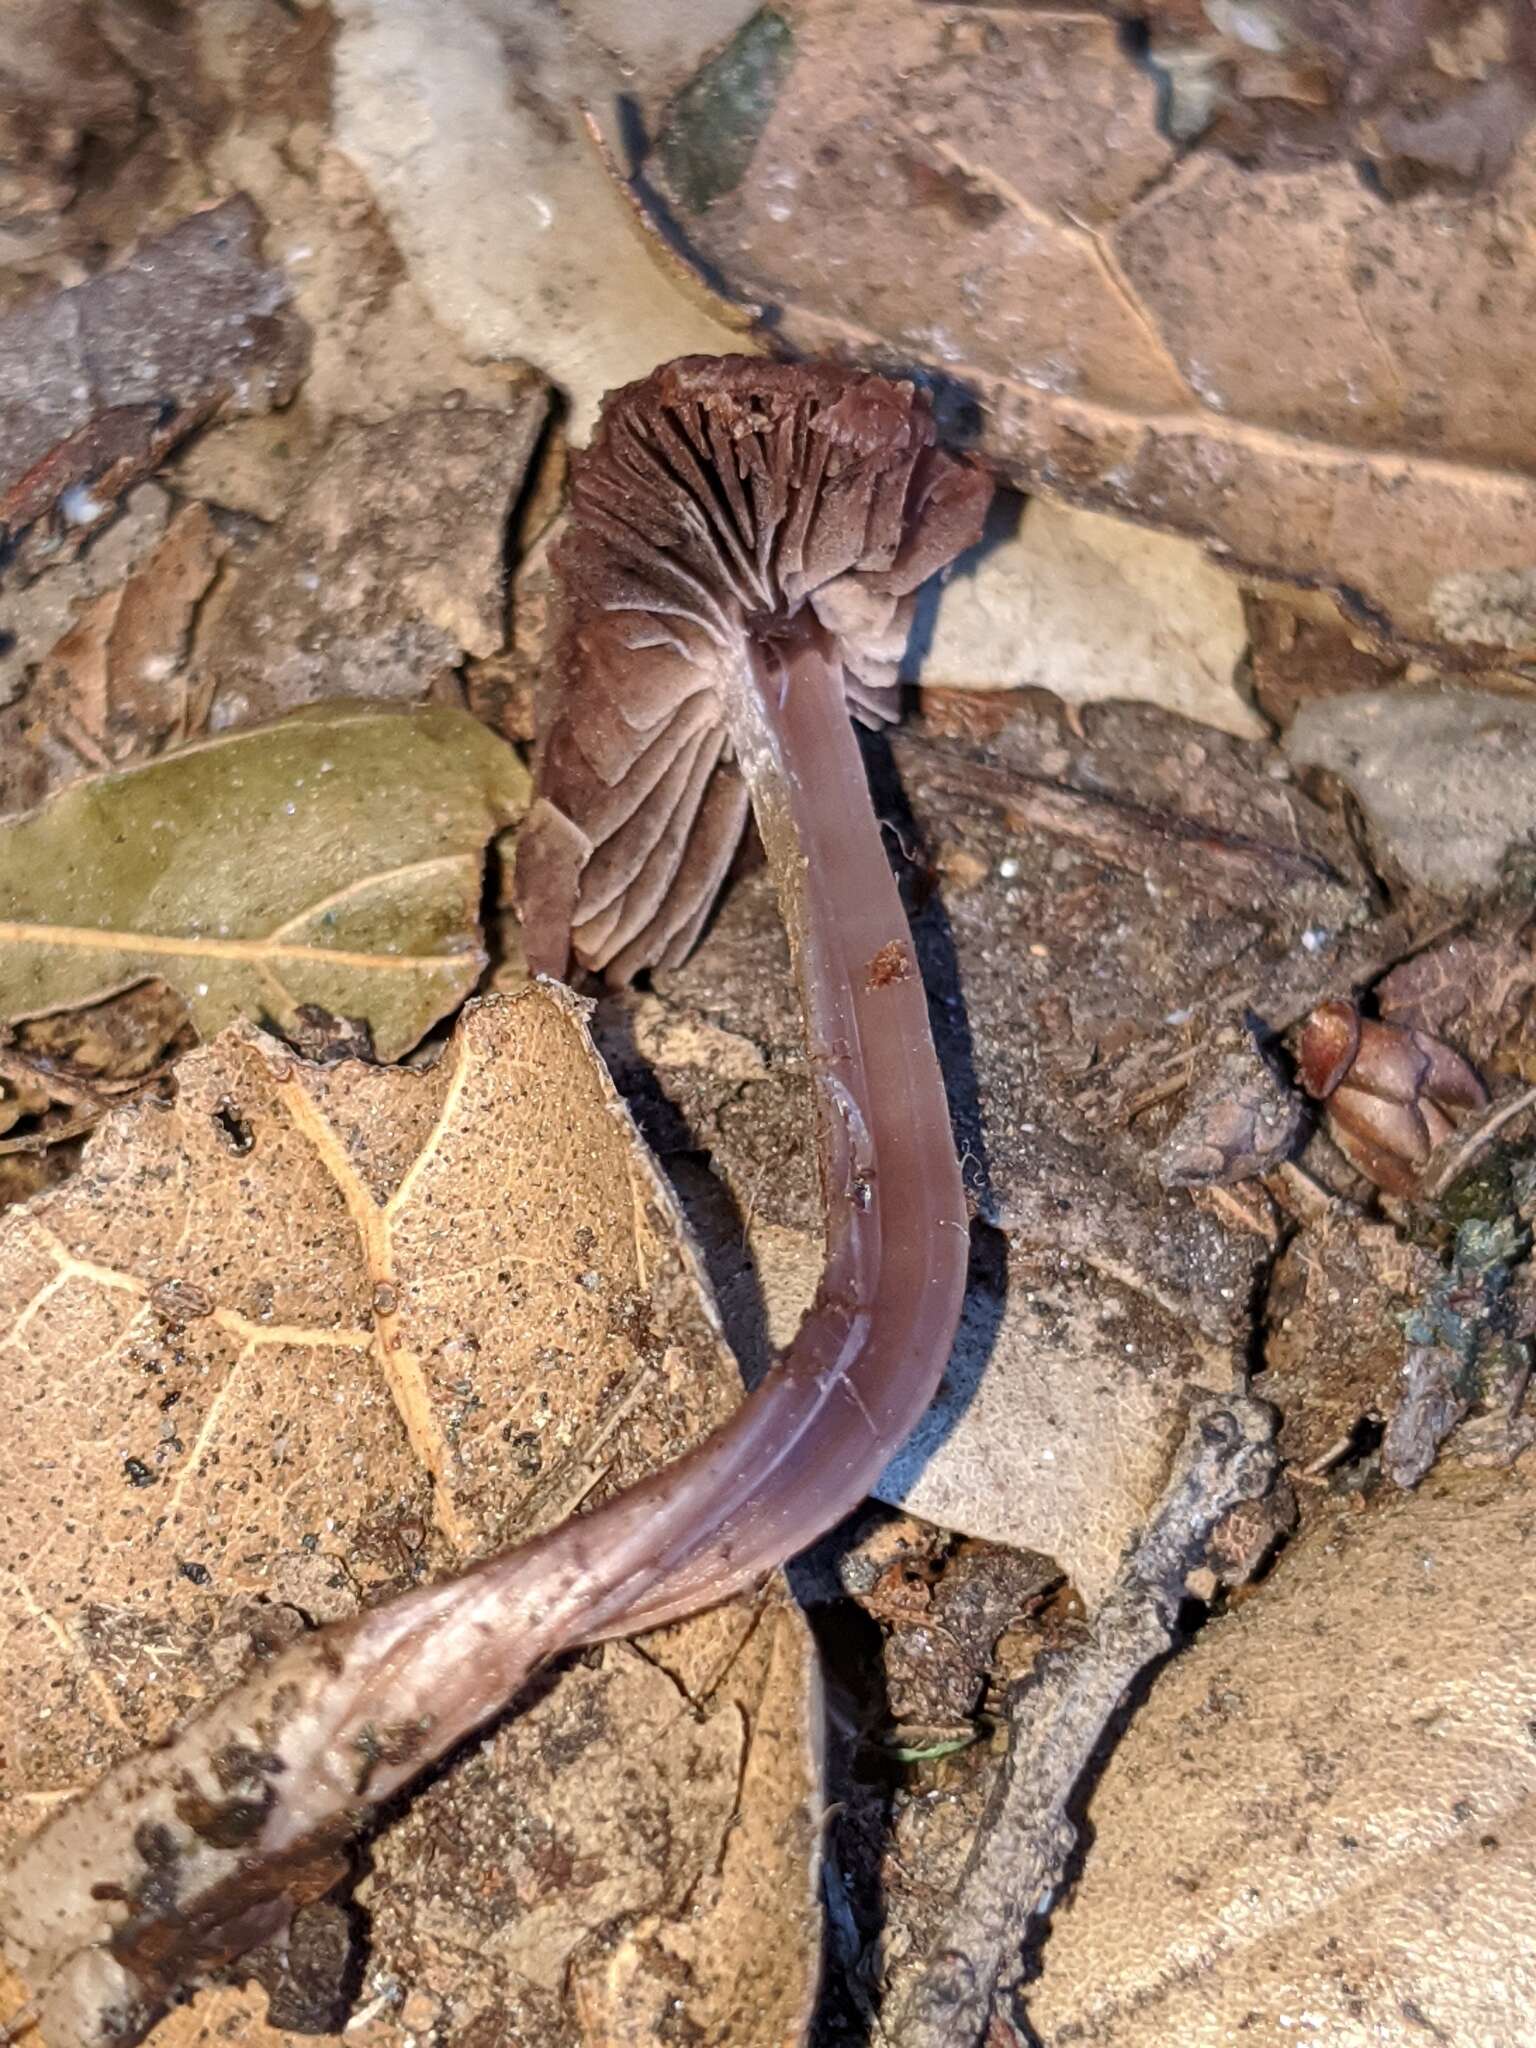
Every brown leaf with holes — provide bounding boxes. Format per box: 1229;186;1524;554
0;988;821;2046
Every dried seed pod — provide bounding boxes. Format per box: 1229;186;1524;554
1297;999;1488;1197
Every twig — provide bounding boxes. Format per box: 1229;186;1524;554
1421;1082;1536;1200
884;1395;1278;2048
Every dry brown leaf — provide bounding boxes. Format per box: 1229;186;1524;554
1026;1456;1536;2046
0;988;821;2043
655;0;1536;660
1378;923;1536;1079
0;505;227;810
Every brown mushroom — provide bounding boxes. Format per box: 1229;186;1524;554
0;361;990;2045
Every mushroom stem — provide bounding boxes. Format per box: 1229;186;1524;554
605;614;969;1628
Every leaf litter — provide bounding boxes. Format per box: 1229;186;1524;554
5;2;1536;2043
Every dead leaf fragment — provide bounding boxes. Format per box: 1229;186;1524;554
1263;1210;1436;1468
0;1;139;232
1026;1458;1536;2047
0;988;821;2043
0;195;307;544
0;504;228;810
1378;923;1536;1078
0;702;529;1060
194;396;548;728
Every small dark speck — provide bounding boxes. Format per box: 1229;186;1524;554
179;1561;212;1586
124;1457;156;1488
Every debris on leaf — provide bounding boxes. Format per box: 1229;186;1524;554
1263;1209;1438;1471
193;395;548;728
1297;998;1487;1198
0;702;529;1060
0;989;821;2045
0;196;307;550
1026;1457;1536;2047
1142;0;1536;191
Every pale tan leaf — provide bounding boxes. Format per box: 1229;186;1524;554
1026;1458;1536;2047
0;987;821;2045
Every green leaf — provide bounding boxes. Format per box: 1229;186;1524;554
0;702;529;1060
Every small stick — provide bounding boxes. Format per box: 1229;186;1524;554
1421;1081;1536;1200
885;1395;1278;2048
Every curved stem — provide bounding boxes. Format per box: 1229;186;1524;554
1;628;968;2043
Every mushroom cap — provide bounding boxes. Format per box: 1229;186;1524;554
517;355;991;983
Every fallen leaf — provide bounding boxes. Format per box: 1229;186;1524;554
0;195;307;545
906;494;1259;740
0;483;172;720
1025;1456;1536;2047
193;397;548;728
0;504;227;809
0;988;821;2043
654;0;1536;659
330;0;762;436
0;702;528;1061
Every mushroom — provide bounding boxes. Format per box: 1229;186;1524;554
0;359;990;2046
